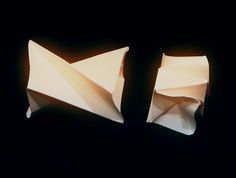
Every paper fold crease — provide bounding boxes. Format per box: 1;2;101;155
26;40;129;123
147;54;209;135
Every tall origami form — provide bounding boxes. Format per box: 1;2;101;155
147;54;209;135
26;40;129;123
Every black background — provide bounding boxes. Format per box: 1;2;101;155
1;3;236;177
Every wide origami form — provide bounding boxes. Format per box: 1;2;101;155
26;41;209;135
26;40;128;123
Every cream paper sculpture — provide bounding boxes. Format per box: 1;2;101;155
26;41;209;135
26;40;129;123
147;54;209;135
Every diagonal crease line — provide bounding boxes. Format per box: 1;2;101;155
155;82;208;93
152;102;176;123
29;46;119;116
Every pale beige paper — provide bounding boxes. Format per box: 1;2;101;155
26;40;129;123
147;54;209;135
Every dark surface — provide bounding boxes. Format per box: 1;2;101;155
1;4;236;177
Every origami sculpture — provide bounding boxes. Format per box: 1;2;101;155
26;41;209;135
147;54;209;135
26;40;128;123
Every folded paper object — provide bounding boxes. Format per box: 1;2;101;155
26;40;129;123
26;41;209;135
147;54;209;135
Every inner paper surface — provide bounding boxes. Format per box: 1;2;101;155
26;40;129;123
147;54;209;135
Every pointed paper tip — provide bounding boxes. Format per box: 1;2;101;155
26;107;32;118
117;46;129;53
28;40;39;52
28;40;35;47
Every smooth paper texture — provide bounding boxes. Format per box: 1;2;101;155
147;54;209;135
26;40;129;123
26;42;209;135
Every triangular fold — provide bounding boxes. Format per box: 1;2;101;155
153;104;196;135
147;93;175;122
27;40;92;113
71;47;129;93
26;89;50;118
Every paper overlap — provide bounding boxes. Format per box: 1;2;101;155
147;54;209;135
26;42;209;135
26;40;129;123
